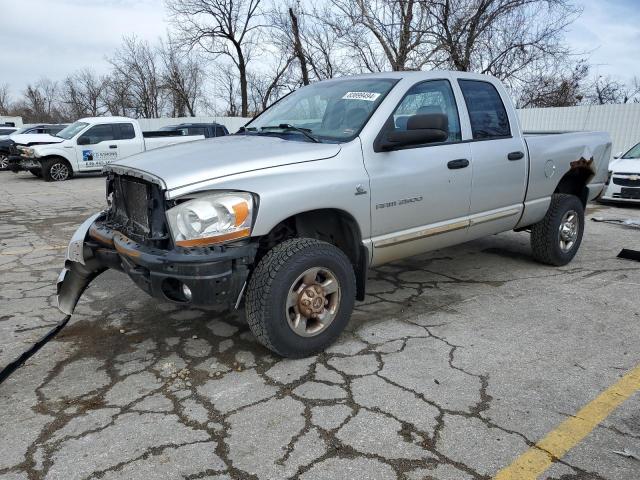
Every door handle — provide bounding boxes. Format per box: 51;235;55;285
447;158;470;169
109;145;118;149
508;151;524;161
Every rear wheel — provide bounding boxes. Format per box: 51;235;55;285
245;238;356;358
42;158;72;182
530;193;584;266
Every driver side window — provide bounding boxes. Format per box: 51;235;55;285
83;124;115;145
392;80;462;143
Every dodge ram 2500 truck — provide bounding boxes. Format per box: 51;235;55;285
9;117;204;181
57;71;611;357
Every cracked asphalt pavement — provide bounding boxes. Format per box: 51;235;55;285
1;171;639;480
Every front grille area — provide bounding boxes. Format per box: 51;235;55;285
612;176;640;187
617;187;640;200
105;174;170;247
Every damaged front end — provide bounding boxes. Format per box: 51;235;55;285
56;173;257;315
56;213;107;314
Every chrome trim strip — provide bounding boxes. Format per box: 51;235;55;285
373;207;521;249
469;208;521;226
374;219;469;248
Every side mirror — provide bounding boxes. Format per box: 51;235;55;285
77;136;90;146
613;151;623;159
378;113;449;151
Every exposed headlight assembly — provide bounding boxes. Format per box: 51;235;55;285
166;192;254;247
18;146;37;158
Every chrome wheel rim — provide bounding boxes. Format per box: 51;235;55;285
0;155;7;169
559;210;579;252
50;163;69;181
285;266;341;337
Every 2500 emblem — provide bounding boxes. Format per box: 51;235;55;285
376;196;423;210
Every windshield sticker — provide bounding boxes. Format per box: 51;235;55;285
342;91;381;101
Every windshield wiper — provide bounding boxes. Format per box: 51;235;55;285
260;124;320;143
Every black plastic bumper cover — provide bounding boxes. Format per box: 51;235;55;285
58;221;258;313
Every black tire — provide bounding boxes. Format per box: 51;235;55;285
42;158;72;182
530;193;584;266
29;168;42;177
0;154;8;170
246;238;356;358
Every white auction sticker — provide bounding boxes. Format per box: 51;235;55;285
342;91;381;101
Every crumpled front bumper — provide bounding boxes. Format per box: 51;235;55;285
56;213;106;314
56;214;258;315
8;155;40;172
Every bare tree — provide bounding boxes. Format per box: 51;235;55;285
248;55;295;114
103;74;135;117
327;0;436;72
517;61;589;108
17;78;62;123
0;84;11;115
214;63;241;116
430;0;580;87
60;69;108;119
108;36;163;118
159;38;206;116
166;0;264;116
586;75;640;105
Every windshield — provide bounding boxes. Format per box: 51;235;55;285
245;78;398;142
56;122;89;139
622;142;640;159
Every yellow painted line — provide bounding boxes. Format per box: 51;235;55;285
494;363;640;480
0;245;67;256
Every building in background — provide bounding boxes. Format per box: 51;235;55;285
518;104;640;156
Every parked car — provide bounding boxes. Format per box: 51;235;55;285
0;125;19;139
150;122;229;138
599;141;640;204
0;124;68;170
8;117;204;181
56;71;611;357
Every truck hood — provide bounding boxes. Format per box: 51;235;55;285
610;157;640;174
110;135;342;191
13;133;64;146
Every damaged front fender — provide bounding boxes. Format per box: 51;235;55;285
56;212;106;315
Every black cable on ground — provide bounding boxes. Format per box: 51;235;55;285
618;249;640;262
0;315;71;385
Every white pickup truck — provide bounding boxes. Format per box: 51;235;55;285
9;117;205;181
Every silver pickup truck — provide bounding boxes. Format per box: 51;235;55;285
57;71;611;357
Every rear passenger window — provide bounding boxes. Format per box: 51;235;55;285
187;127;206;136
115;123;135;140
215;126;227;137
458;80;511;139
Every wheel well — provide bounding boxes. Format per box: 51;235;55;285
554;167;592;207
41;155;72;168
257;209;368;300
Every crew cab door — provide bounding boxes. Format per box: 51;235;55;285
75;124;120;170
457;80;528;235
364;79;473;265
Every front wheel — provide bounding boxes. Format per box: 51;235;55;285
245;238;356;358
42;158;72;182
530;193;584;266
0;154;8;170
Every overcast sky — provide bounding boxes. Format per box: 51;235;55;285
1;0;639;97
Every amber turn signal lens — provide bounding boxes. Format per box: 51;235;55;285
175;228;251;247
232;202;250;226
